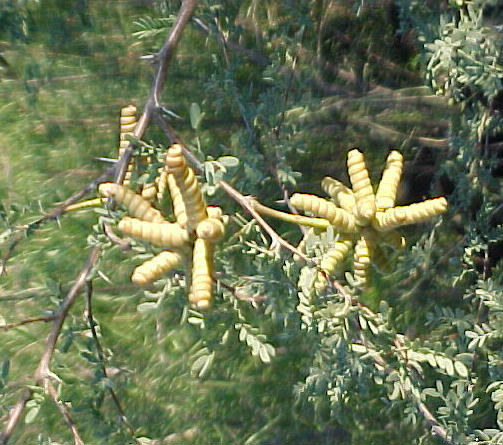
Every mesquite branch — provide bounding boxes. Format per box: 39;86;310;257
1;246;99;445
85;282;137;439
154;114;311;261
1;2;199;443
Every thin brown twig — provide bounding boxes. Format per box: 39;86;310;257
102;221;132;251
1;315;54;331
154;115;311;262
46;381;84;445
0;165;115;278
85;282;137;440
114;0;199;184
1;246;99;445
0;0;200;272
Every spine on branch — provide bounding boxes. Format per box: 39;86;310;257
132;250;183;285
118;217;191;248
98;183;164;223
291;193;355;233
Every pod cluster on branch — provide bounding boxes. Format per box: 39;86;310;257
290;148;448;289
100;135;226;310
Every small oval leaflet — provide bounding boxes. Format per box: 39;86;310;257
217;155;240;168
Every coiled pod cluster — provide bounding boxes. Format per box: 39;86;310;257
278;148;448;290
99;137;228;308
196;206;225;242
353;236;372;287
374;197;448;231
321;177;356;212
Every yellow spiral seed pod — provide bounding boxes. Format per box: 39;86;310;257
196;218;225;242
167;173;188;227
165;144;207;231
353;235;372;287
373;207;407;231
156;168;169;204
98;183;164;223
132;251;183;285
189;238;213;310
118;217;191;248
120;115;136;125
376;150;403;211
373;197;447;231
290;193;356;233
206;206;223;219
315;237;353;291
141;182;158;201
321;177;356;213
400;197;448;224
118;105;137;187
347;149;376;222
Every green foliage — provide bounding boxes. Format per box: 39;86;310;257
3;1;503;445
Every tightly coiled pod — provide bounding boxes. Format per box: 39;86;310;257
141;153;166;203
165;144;207;231
132;251;183;285
373;197;447;231
353;235;373;287
167;173;189;227
189;238;213;310
154;152;168;204
347;149;376;222
118;105;137;187
375;150;403;211
118;217;191;248
321;177;356;213
196;206;225;242
98;183;164;223
315;237;353;291
141;181;158;201
291;193;355;233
